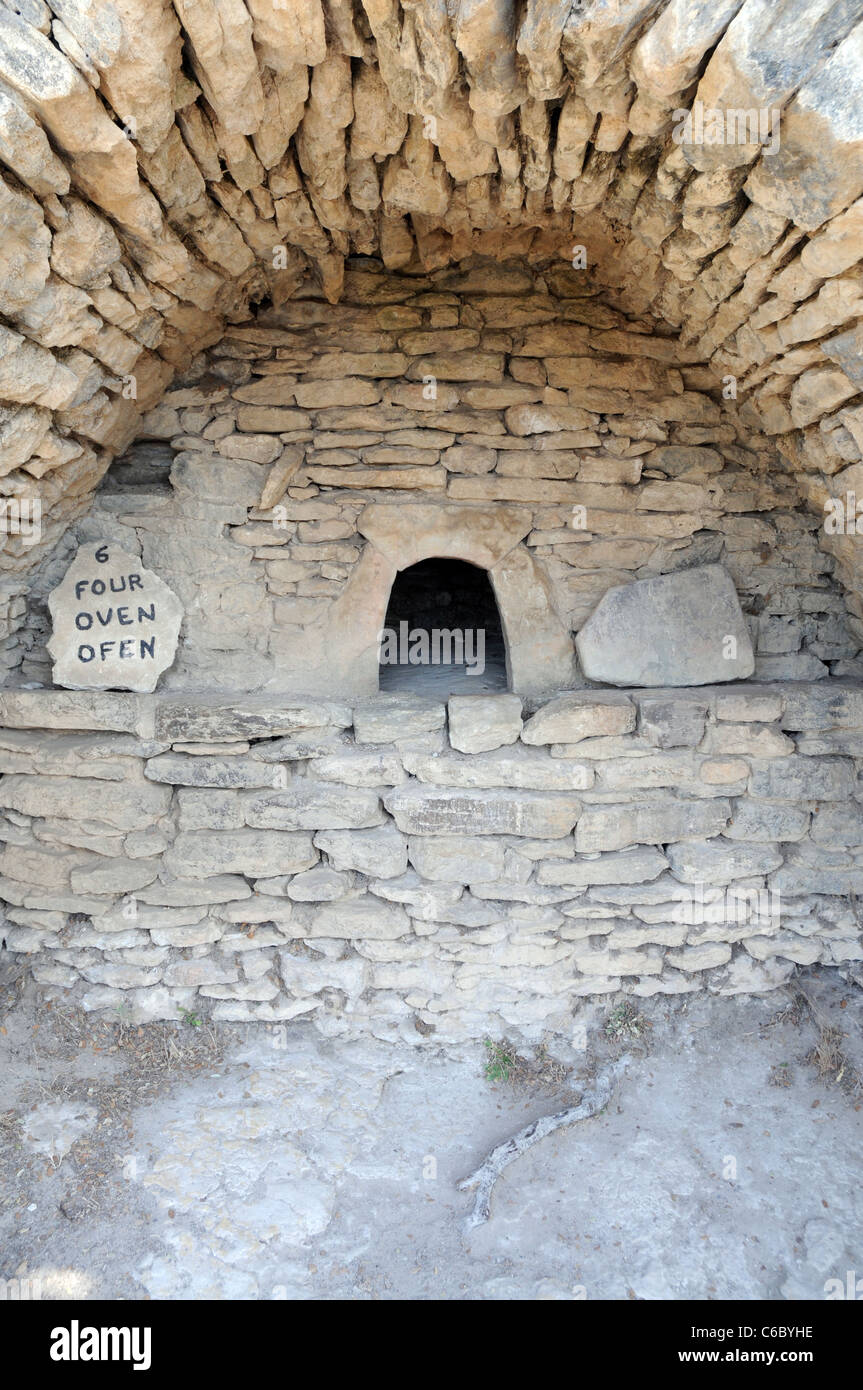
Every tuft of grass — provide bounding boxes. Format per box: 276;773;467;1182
605;1002;650;1044
779;987;863;1101
484;1038;516;1083
806;1022;860;1096
483;1038;568;1090
766;997;806;1030
178;1007;202;1029
0;1110;21;1144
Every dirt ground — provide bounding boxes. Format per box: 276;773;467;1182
1;959;861;1302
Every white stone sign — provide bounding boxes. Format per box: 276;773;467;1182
48;542;182;693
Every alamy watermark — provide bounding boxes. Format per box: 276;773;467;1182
50;1322;151;1370
0;498;41;546
672;100;780;156
824;1271;863;1300
1;1276;42;1299
671;883;781;929
378;621;486;676
823;492;863;535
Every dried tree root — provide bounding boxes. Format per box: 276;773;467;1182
458;1055;632;1231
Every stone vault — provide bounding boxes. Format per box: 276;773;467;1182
0;0;861;622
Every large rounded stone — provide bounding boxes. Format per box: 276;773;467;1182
575;565;755;688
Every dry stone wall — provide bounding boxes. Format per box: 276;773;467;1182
1;681;862;1043
5;264;861;690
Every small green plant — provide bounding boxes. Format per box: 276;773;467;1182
483;1038;569;1089
179;1007;202;1028
605;1002;649;1043
484;1038;516;1083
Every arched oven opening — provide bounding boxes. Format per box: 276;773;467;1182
378;557;508;696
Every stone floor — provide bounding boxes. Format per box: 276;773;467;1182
1;967;861;1301
378;653;509;695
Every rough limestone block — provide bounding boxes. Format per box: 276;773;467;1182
665;944;732;972
779;683;863;732
0;689;142;733
176;789;246;831
574;799;731;853
715;689;783;723
468;881;575;906
575;565;754;687
69;856;160;895
0;728;155;779
385;785;582;838
0;842;91;891
521;691;636;745
279;952;366;998
638;694;708;748
755;654;828;682
164;830;318;879
448;694;523;753
313;748;406;787
353;695;446;743
665;838;783;884
137;875;252;906
313;825;408;878
301;895;410;940
597;752;713;792
162;959;239;988
537;846;668;887
810;805;863;848
0;774;171;832
284;866;353;901
699;724;793;758
572;945;664;977
145;752;279;788
402;745;594;791
245;782;384;830
724;799;810;842
408;835;506;882
748;756;854;802
79;963;164;989
770;848;863;897
251;731;350;762
357;500;531;571
154;697;352;741
150;923;223;948
370;872;466;921
48;542;182;694
744;933;820;966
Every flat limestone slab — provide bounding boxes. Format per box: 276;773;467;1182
575;564;754;687
384;785;582;838
48;543;182;694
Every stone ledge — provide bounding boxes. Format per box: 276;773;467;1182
3;679;863;738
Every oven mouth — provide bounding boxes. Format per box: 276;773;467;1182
378;556;508;696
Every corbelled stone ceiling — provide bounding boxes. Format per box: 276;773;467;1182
0;0;861;595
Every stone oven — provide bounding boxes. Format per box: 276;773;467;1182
0;0;862;1042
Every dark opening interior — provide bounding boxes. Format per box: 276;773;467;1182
378;557;508;695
